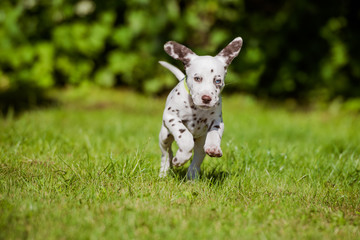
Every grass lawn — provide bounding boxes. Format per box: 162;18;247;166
1;88;360;239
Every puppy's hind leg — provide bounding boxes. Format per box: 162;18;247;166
159;124;174;177
187;135;206;180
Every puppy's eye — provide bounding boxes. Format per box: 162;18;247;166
194;77;202;82
215;79;222;84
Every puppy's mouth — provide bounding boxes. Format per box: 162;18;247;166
196;103;215;109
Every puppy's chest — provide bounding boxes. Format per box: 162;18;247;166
180;109;217;137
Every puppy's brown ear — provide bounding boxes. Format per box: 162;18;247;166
216;37;243;66
164;41;197;68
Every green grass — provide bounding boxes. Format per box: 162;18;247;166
1;88;360;239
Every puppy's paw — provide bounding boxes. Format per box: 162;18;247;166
204;145;223;157
172;157;188;167
172;149;192;167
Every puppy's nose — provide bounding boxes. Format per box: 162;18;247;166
201;95;212;104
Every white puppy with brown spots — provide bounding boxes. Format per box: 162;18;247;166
159;37;243;179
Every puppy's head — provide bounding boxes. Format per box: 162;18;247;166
164;37;243;109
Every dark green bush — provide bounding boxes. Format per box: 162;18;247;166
0;0;359;102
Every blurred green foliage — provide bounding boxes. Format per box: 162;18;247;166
0;0;359;102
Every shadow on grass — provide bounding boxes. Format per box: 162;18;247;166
170;166;230;185
0;85;56;116
202;168;230;185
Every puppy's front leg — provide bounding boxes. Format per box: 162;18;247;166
164;116;194;167
204;120;224;157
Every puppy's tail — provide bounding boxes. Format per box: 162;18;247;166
159;61;185;81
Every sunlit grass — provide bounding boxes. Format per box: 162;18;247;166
1;88;359;239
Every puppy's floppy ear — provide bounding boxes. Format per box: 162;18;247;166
216;37;243;66
164;41;197;68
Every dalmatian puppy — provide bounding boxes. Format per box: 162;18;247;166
158;37;243;179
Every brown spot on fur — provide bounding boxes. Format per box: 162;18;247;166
178;135;182;138
211;69;214;73
168;107;171;110
179;129;186;133
214;125;220;129
208;120;215;130
169;119;175;122
165;46;172;54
